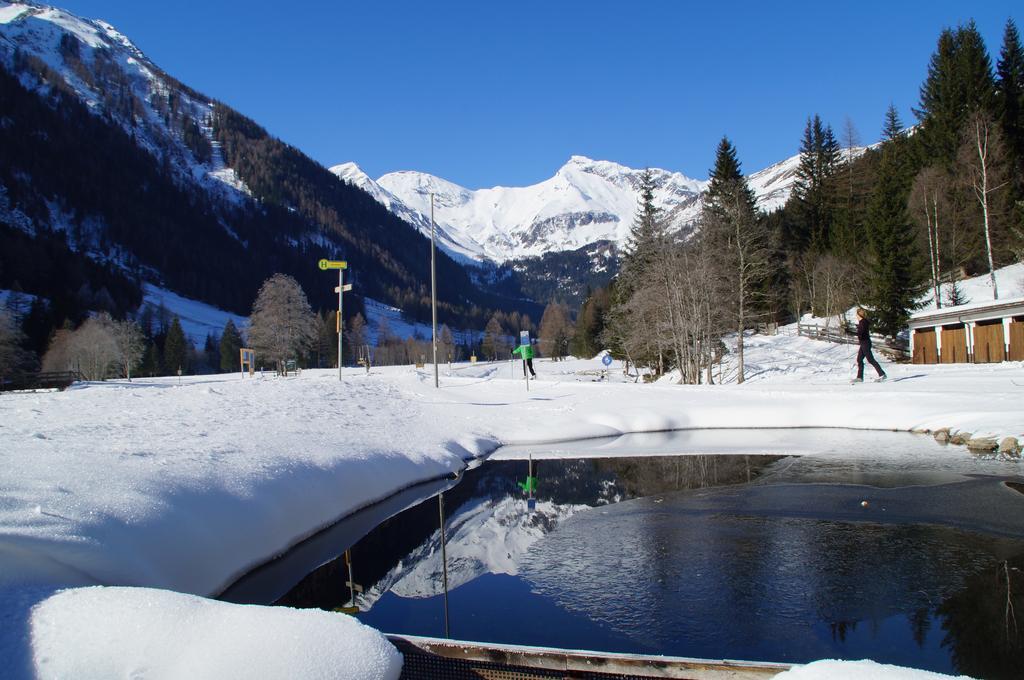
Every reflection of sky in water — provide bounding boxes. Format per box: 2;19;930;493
521;501;1019;668
282;431;1024;674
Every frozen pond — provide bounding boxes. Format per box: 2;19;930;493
225;430;1024;678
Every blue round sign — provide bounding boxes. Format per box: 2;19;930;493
602;354;613;366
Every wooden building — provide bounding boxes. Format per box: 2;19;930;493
909;296;1024;364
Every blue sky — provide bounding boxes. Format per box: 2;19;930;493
56;1;1021;188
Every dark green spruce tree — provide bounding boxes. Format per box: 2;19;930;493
791;114;841;253
619;168;664;289
219;318;243;373
996;18;1024;249
163;316;188;375
605;169;665;363
704;136;755;213
915;22;996;166
867;106;925;338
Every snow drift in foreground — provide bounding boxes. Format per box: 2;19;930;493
11;586;401;680
775;659;971;679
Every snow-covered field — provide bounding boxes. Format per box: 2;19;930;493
1;328;1021;678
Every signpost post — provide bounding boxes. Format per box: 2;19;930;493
516;330;530;392
430;194;439;389
319;258;348;381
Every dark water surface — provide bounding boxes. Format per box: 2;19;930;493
229;432;1024;678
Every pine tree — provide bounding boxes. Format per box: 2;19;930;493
700;139;769;383
792;115;841;252
219;318;243;373
572;286;610;358
916;23;997;166
618;168;665;292
882;104;904;142
996;18;1024;248
201;333;218;373
163;316;188;375
705;137;755;214
140;341;160;377
866;121;925;338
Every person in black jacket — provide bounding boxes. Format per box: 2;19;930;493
854;307;887;382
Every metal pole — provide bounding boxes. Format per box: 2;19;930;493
431;194;439;388
438;493;450;637
344;266;348;383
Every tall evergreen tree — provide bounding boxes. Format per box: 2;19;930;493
792;115;841;253
619;168;665;289
996;18;1024;245
700;139;770;383
916;22;997;166
866;122;924;338
705;137;755;214
219;318;242;372
163;316;188;375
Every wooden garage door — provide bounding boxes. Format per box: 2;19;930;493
940;325;968;363
913;328;937;364
973;321;1006;363
1010;320;1024;361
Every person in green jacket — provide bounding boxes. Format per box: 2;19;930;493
511;342;537;378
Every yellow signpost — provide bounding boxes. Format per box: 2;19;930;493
319;259;349;380
318;259;347;271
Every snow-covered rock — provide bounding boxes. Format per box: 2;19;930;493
16;586;401;680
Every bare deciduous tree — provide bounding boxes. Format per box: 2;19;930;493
538;302;574;361
248;274;316;374
43;314;120;380
111;318;145;380
812;255;858;328
958;111;1009;299
910;166;953;308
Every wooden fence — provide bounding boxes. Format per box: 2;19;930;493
0;371;83;393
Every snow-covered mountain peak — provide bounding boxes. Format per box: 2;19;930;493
329;161;371;187
360;155;715;262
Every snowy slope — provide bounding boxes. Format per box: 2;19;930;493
141;284;248;345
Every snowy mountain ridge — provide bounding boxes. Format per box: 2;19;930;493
331;147;856;265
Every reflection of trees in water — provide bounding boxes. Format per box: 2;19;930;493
909;608;931;648
830;620;858;643
594;455;780;498
939;553;1024;680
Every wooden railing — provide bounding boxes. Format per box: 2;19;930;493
0;371;83;392
797;322;857;345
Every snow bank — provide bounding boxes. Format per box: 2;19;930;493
23;586;401;680
773;659;971;679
